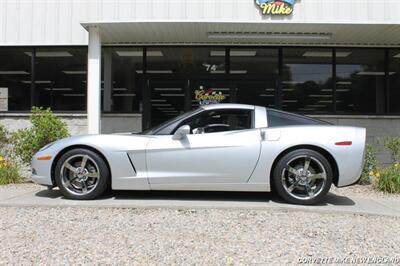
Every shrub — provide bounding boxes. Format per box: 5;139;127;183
0;155;22;185
0;124;8;146
0;126;21;184
385;137;400;163
371;163;400;193
360;144;377;185
12;107;70;165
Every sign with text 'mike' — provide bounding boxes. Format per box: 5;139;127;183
255;0;297;15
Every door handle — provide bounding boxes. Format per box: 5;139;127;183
260;130;267;141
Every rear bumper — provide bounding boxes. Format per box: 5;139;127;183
336;127;366;187
337;174;362;188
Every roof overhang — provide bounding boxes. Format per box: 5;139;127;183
81;20;400;47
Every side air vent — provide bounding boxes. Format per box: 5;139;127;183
127;154;137;175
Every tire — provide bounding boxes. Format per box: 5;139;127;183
54;148;110;200
273;149;333;205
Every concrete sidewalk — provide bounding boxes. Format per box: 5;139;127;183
1;185;400;217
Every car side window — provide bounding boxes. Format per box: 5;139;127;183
267;109;329;127
186;109;252;134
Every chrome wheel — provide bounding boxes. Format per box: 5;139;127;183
60;154;100;196
281;155;327;201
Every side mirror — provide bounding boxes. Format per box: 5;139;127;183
173;125;191;140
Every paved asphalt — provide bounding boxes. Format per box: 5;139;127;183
1;185;400;217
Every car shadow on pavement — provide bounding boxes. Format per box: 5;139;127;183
35;188;355;207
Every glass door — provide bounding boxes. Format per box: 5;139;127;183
149;79;187;127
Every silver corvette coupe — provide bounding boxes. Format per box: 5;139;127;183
31;104;366;205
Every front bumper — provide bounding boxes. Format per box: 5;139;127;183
31;152;55;186
31;174;53;186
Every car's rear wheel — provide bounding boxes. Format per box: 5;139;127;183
273;149;333;205
54;148;110;200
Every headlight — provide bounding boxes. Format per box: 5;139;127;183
39;142;55;151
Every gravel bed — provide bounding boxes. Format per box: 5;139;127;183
1;207;399;265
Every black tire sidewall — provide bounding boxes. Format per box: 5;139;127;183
54;148;110;200
273;149;333;205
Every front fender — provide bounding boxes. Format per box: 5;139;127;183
31;134;151;189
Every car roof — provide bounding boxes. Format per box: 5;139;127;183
200;103;255;110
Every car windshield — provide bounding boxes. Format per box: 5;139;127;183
140;108;202;135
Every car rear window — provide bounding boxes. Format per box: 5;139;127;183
267;109;330;128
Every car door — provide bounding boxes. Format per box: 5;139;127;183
146;108;262;185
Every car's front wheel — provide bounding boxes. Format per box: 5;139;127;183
273;149;333;205
54;148;110;200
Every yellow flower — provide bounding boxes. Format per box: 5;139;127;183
369;171;375;176
376;172;381;178
395;163;399;168
0;156;3;162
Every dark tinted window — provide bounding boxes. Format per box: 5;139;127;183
147;47;225;74
187;109;252;133
282;48;333;114
389;49;400;114
336;49;385;114
102;47;143;113
142;108;201;135
0;48;32;111
35;47;87;111
267;109;328;128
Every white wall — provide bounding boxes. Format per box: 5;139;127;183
1;0;400;46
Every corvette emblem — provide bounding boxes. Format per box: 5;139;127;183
194;87;226;106
255;0;297;15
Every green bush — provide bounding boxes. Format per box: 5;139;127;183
372;164;400;193
0;125;22;184
11;107;70;165
360;144;377;185
0;124;9;146
385;137;400;163
0;156;21;185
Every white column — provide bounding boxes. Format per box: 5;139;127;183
87;26;101;134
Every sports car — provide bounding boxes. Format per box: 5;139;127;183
31;104;366;205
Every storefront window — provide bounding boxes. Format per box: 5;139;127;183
389;50;400;114
35;47;87;111
150;79;186;126
230;48;278;75
147;47;226;74
282;48;333;114
235;79;277;108
231;48;278;108
336;49;385;114
0;48;32;111
102;47;143;113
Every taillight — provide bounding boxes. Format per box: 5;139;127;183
335;141;352;146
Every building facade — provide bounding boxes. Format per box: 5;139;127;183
1;0;400;162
